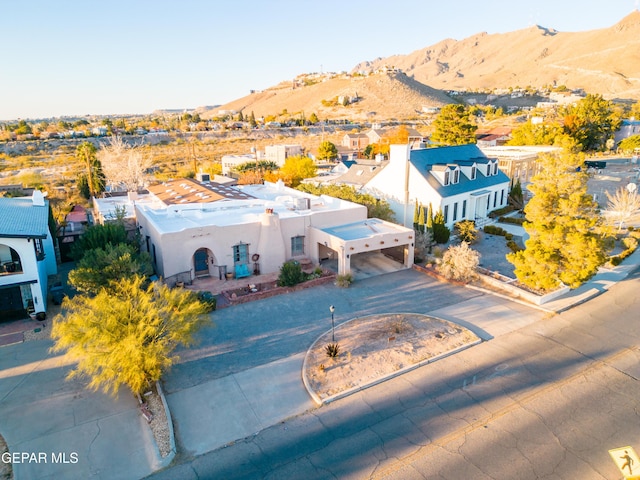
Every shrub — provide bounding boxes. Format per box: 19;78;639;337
505;233;513;241
277;260;305;287
438;242;480;282
196;291;217;312
325;343;340;358
484;225;508;236
335;273;353;288
488;205;515;218
506;240;523;253
498;216;525;225
433;223;451;244
454;220;477;243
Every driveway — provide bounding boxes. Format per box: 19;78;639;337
0;339;161;480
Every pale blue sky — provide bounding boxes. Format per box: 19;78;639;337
1;0;637;120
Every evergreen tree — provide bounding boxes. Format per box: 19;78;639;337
432;209;451;243
417;203;426;233
249;111;257;128
507;150;606;290
413;201;420;230
431;105;477;145
426;203;434;231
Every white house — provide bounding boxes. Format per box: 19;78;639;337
134;178;414;283
364;144;511;228
0;191;57;320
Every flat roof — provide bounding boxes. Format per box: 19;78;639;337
318;218;411;241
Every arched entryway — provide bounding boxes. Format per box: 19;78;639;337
193;248;216;278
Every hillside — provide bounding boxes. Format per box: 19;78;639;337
353;11;640;101
205;71;454;121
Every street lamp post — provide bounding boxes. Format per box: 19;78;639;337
329;305;335;342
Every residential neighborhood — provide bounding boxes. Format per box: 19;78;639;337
4;4;640;480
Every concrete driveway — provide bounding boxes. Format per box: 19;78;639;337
0;339;161;480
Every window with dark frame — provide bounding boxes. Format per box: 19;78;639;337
291;236;305;256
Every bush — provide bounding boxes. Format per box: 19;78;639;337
454;220;477;243
488;205;515;218
335;273;353;288
505;233;513;241
484;225;508;237
196;291;217;312
277;260;305;287
498;216;525;225
325;343;340;358
506;240;523;253
433;223;451;244
437;242;480;282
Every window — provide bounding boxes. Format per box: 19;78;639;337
470;166;476;180
486;164;491;176
152;244;157;265
493;191;498;208
291;236;305;256
453;202;458;221
444;170;450;186
486;195;491;209
444;205;449;224
500;189;505;205
453;169;460;184
233;243;249;265
462;200;467;218
145;236;150;253
33;238;45;261
492;162;498;175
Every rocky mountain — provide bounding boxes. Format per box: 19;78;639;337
354;11;640;101
205;70;454;122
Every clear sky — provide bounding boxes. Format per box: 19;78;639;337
2;0;637;120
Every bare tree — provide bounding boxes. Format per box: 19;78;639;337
604;185;640;232
98;136;152;193
438;242;480;282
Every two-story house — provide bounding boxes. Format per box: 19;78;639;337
364;144;511;228
0;191;57;320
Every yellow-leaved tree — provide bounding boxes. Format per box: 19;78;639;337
51;275;210;396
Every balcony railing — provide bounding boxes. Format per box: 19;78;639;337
1;261;23;275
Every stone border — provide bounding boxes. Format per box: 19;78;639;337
302;312;482;406
153;381;176;468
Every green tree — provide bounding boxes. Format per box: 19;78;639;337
454;220;478;243
561;94;621;151
296;184;395;221
68;243;153;295
71;223;130;260
317;141;338;161
278;155;317;187
432;209;450;243
417;203;425;233
14;119;32;135
509;179;524;210
426;203;434;231
507;121;567;146
249;111;257;128
431;104;477;145
618;134;640;154
51;276;210;396
507;151;606;290
76;141;105;198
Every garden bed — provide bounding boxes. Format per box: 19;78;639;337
221;270;336;305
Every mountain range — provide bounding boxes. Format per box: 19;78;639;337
207;11;640;121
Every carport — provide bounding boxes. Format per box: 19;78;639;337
310;218;415;277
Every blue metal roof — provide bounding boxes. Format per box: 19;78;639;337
410;144;510;196
0;197;50;238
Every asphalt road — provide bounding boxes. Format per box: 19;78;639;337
148;267;640;479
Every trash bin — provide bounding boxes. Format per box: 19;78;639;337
218;265;227;280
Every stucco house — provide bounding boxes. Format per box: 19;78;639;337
134;178;414;283
364;144;511;228
0;191;57;320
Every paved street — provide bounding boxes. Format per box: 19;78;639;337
148;266;640;479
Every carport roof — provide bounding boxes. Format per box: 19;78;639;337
318;218;411;241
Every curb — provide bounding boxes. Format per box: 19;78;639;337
154;381;176;469
301;313;483;406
